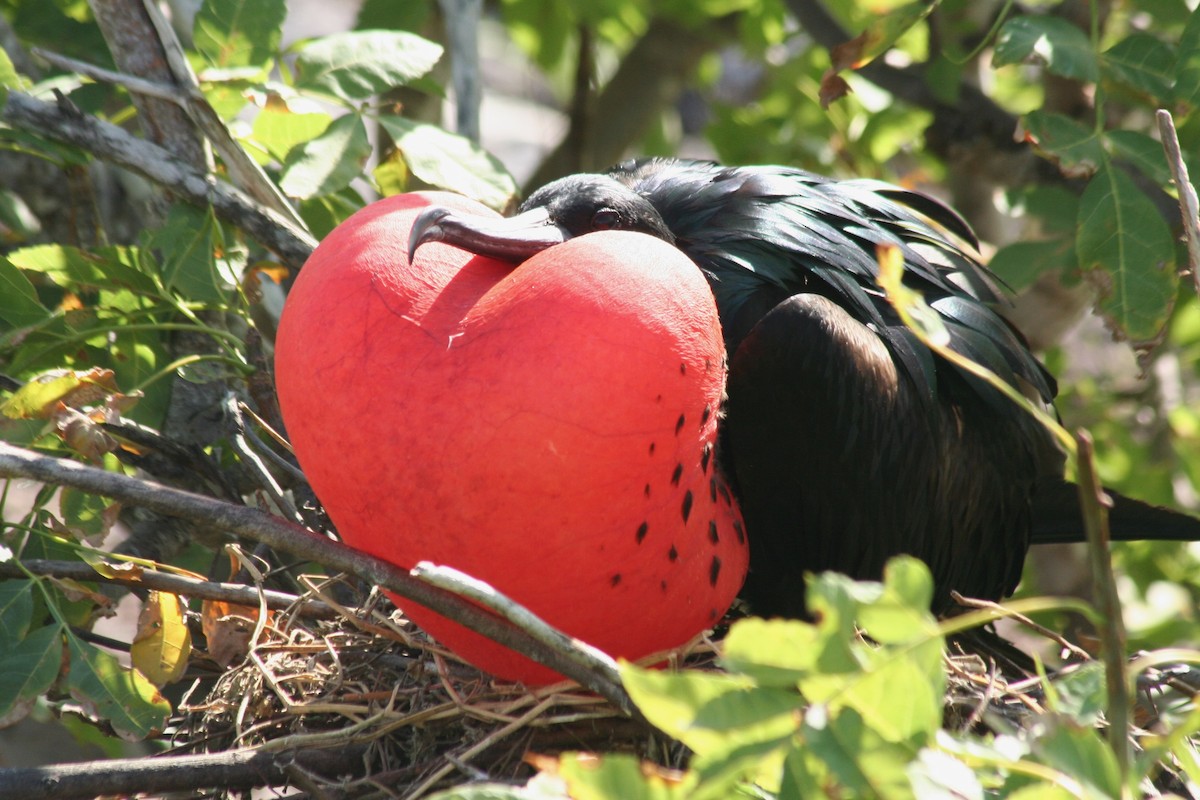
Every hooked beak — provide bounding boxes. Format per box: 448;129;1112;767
407;206;571;263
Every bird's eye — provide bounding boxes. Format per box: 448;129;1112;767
592;209;620;230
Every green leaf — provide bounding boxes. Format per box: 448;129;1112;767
1076;165;1178;344
620;663;801;757
500;0;577;70
1174;9;1200;107
721;617;821;686
378;117;518;211
557;751;690;800
801;705;916;799
0;47;20;97
294;30;443;102
0;623;63;728
66;631;171;741
0;257;50;328
7;244;157;295
193;0;287;70
994;15;1098;82
831;2;937;70
1030;717;1123;799
249;105;333;163
1022;110;1103;176
856;556;937;645
989;239;1075;291
279;114;371;199
1046;662;1107;725
1105;129;1171;186
0;188;43;241
0;580;35;646
148;205;228;304
59;488;117;545
1101;33;1174;100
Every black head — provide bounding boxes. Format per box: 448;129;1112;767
408;173;674;264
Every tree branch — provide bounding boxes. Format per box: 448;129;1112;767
0;745;365;800
1;91;316;270
0;442;637;716
527;15;735;190
0;559;338;619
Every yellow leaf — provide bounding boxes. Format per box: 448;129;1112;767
131;591;192;687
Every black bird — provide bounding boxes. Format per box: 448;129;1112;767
409;157;1200;617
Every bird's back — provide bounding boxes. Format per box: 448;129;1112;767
609;158;1064;612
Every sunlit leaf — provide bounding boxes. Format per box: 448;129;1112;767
378;117;518;211
721;617;820;686
906;748;983;800
294;30;443;102
994;15;1098;82
66;632;171;741
1030;716;1122;799
249;104;333;163
6;244;156;295
279;114;371;199
130;591;192;687
555;752;689;800
193;0;286;70
829;2;937;72
1;367;118;419
0;257;49;328
802;705;916;799
58;487;119;544
620;663;800;757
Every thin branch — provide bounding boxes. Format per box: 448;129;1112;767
527;15;734;190
0;745;365;800
1157;109;1200;295
0;442;637;716
1075;430;1131;789
1;91;316;270
437;0;483;143
0;559;338;619
413;562;624;690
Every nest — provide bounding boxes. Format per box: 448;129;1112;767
169;578;1199;799
173;578;698;797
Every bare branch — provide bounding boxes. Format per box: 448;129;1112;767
0;559;338;619
0;442;637;715
0;744;365;800
1157;109;1200;295
1;91;316;270
527;15;734;189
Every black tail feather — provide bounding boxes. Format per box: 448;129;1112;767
1031;479;1200;546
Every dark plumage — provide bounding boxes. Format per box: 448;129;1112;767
409;157;1200;616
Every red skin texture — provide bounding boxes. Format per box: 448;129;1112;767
275;192;748;684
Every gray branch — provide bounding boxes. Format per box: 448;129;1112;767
1;91;316;270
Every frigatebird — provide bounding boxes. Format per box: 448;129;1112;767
408;157;1200;617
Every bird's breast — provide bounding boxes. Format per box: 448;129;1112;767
275;193;748;683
